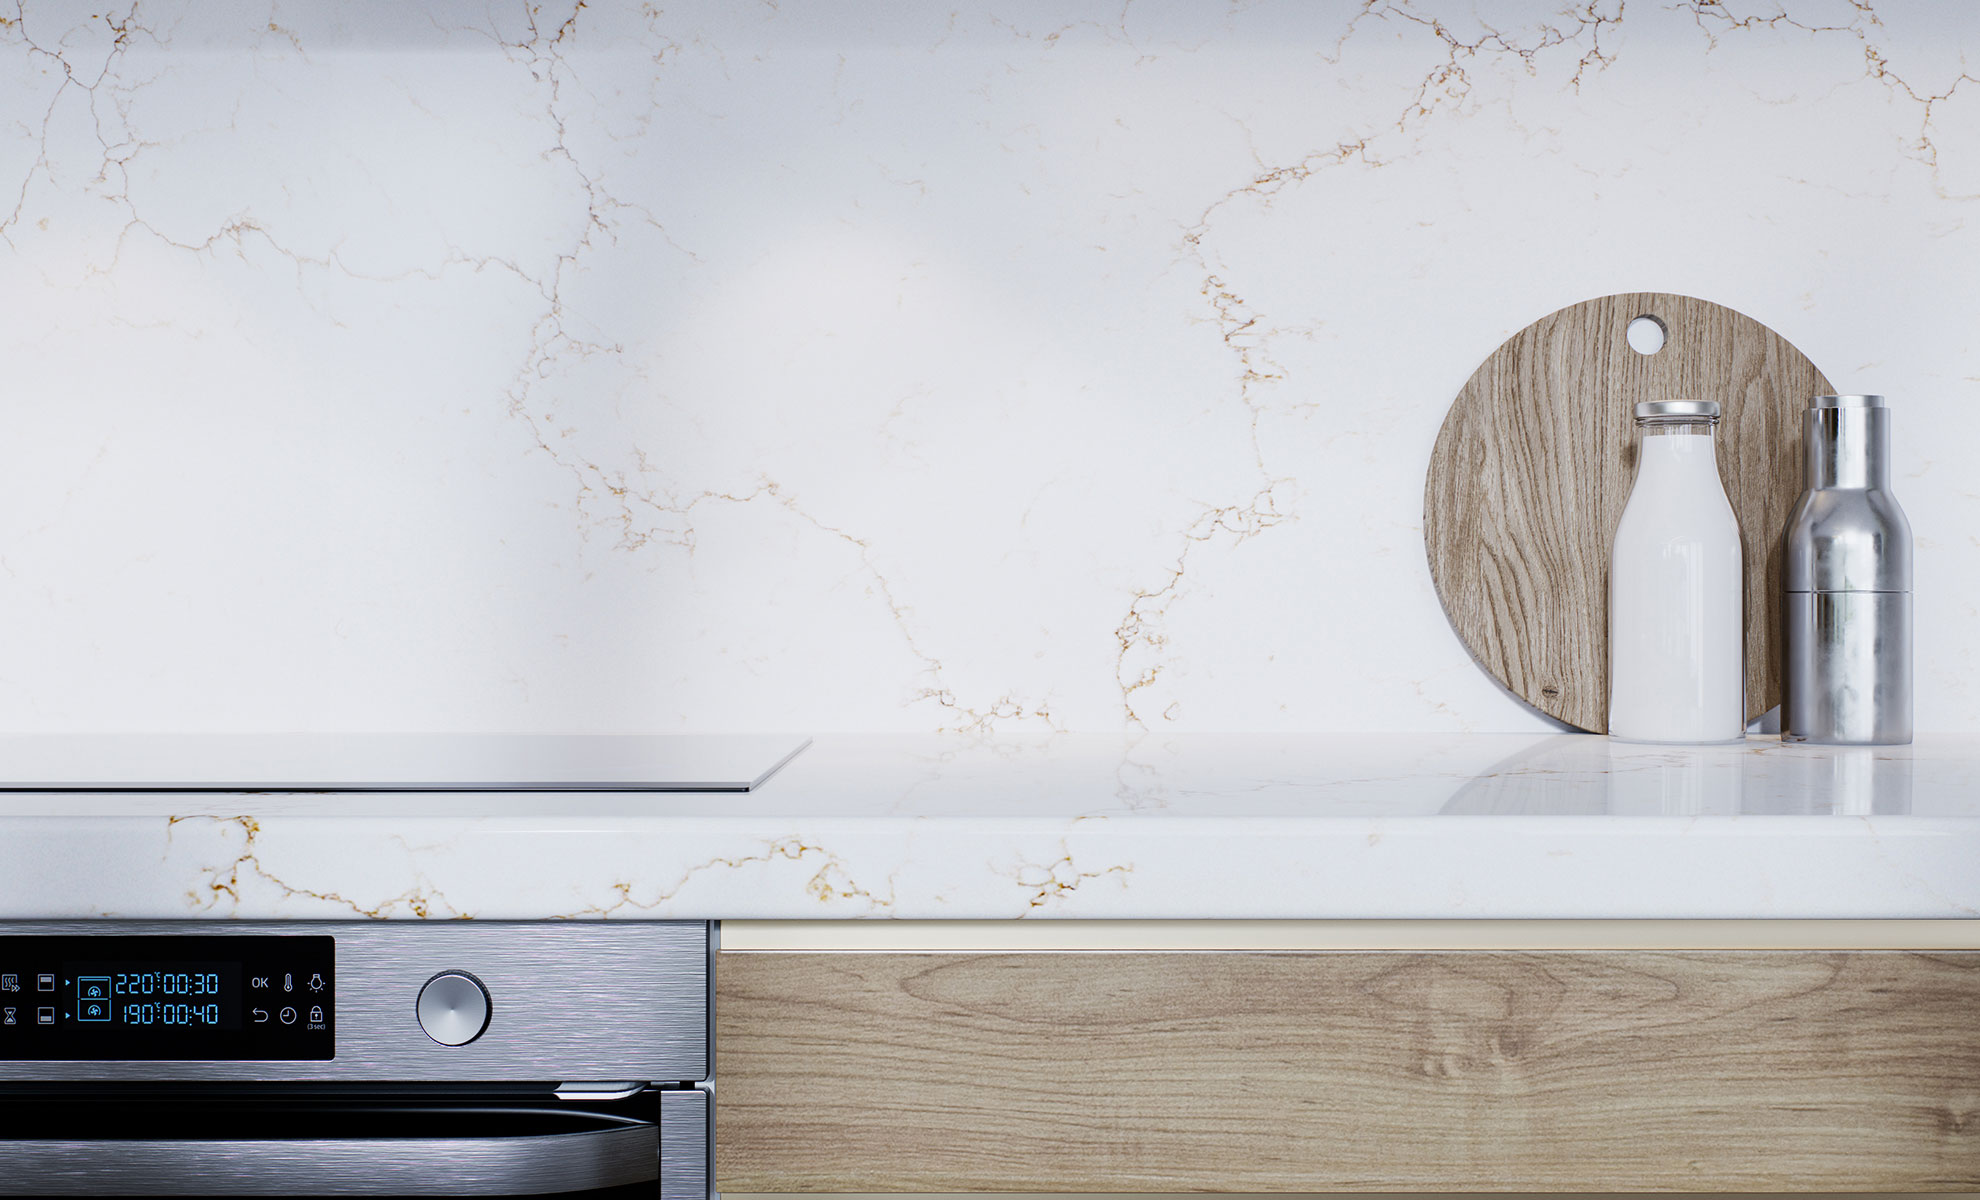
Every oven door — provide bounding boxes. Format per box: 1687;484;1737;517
0;1088;709;1197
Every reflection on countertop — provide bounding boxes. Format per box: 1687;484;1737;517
1443;736;1920;816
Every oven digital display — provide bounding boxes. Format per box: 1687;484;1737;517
0;936;333;1060
70;963;237;1029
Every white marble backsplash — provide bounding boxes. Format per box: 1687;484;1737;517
1;1;1974;734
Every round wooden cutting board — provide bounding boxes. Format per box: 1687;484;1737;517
1424;292;1833;732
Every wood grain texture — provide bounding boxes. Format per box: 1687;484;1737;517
715;950;1980;1193
1424;293;1832;732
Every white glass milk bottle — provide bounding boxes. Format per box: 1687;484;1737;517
1608;399;1745;743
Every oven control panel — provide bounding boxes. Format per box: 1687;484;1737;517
0;935;334;1060
0;921;707;1083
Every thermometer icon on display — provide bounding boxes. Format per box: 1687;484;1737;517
284;974;293;993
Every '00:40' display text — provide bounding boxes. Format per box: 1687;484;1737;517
120;1002;222;1026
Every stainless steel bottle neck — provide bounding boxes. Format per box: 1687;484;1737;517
1805;405;1891;489
1785;396;1912;593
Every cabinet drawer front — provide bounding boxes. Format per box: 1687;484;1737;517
716;949;1980;1193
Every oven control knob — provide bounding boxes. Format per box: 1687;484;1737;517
417;972;490;1047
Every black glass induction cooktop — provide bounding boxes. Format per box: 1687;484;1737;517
0;733;811;792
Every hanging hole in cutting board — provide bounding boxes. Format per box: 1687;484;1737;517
1626;314;1667;355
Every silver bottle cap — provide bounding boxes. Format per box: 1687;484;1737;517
1633;399;1720;423
1811;394;1885;408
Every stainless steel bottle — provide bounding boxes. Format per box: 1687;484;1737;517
1781;395;1912;744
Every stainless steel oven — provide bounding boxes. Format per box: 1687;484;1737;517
0;920;711;1197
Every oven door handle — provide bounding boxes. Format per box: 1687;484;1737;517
0;1124;657;1196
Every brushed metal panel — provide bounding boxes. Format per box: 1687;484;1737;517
0;1127;656;1195
661;1087;711;1200
0;921;707;1082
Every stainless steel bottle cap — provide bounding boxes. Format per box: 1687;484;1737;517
1633;399;1720;423
1811;394;1885;408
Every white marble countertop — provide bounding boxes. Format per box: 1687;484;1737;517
0;734;1974;920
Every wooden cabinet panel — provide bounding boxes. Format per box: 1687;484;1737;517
715;950;1980;1193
